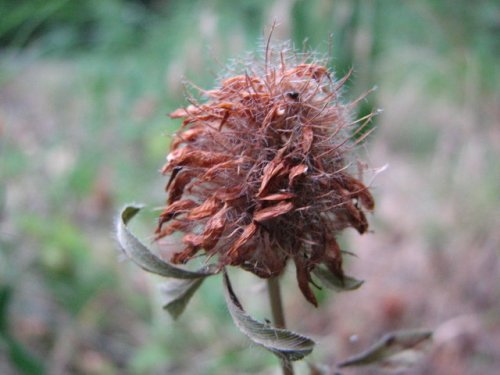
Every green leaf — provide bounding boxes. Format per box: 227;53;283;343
312;266;364;292
0;287;46;375
223;270;315;362
115;205;217;279
0;285;12;333
3;333;47;375
159;277;205;319
338;329;433;369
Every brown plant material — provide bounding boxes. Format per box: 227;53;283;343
156;44;375;306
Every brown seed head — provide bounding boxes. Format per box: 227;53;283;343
156;44;375;306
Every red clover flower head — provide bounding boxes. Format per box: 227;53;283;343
156;44;375;306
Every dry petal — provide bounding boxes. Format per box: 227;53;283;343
200;206;229;250
227;222;258;258
166;171;195;205
294;256;318;307
254;201;294;222
289;164;308;185
166;148;231;172
259;192;296;201
302;125;314;153
187;197;221;220
257;159;286;196
159;199;197;225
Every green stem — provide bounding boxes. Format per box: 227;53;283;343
267;277;294;375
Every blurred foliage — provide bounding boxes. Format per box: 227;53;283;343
0;287;46;375
1;0;499;374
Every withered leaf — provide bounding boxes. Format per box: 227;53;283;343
116;205;218;279
159;277;205;319
338;329;432;369
312;266;364;292
223;270;315;361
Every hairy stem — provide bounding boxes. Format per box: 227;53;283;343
267;277;294;375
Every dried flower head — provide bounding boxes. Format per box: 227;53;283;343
156;43;375;306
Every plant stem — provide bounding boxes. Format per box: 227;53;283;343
267;277;294;375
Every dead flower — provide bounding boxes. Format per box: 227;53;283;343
156;44;375;306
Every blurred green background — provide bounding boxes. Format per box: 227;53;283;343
1;0;499;374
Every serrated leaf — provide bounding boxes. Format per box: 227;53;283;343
313;266;364;291
116;205;217;279
222;270;315;362
159;277;205;319
338;329;433;369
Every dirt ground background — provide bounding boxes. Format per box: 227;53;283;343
1;1;499;374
